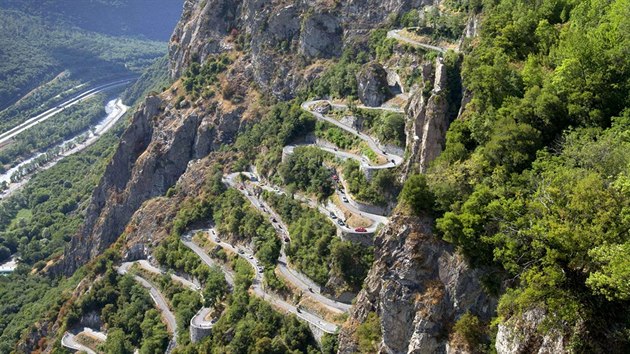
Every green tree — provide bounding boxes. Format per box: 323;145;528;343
357;312;381;353
399;174;435;214
103;328;133;354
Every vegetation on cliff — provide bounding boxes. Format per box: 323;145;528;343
418;0;630;349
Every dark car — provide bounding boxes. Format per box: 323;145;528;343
271;217;277;223
284;237;290;243
329;212;337;219
355;227;367;233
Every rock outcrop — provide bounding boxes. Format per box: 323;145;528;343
405;57;453;175
495;309;568;354
57;87;245;275
169;0;239;78
357;62;391;107
169;0;430;99
338;214;496;353
299;12;343;59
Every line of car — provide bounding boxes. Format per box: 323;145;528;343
211;229;265;273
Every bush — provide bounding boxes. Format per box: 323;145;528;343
357;312;381;353
399;174;435;214
452;312;485;351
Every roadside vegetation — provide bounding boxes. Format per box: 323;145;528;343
130;265;203;346
278;147;335;201
349;108;406;147
342;160;399;206
65;265;170;353
175;254;319;353
314;120;361;150
263;192;373;290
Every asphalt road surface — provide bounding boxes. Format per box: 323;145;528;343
0;79;133;146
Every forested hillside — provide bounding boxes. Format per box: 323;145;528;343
0;1;181;111
426;0;630;350
0;0;182;40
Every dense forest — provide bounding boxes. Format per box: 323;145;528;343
420;0;630;349
0;0;628;351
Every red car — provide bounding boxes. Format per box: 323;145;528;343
355;227;367;233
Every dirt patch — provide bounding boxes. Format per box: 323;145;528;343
75;332;104;352
331;194;374;228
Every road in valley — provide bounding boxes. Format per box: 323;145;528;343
0;79;133;146
0;98;129;199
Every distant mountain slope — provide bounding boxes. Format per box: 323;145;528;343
0;1;182;111
0;0;183;41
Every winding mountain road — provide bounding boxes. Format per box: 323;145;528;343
180;234;235;287
226;171;385;235
387;29;454;53
116;263;177;352
61;332;97;354
181;230;340;334
127;259;201;292
224;176;353;311
301;100;404;169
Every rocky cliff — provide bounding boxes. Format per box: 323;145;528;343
338;214;496;353
55;0;509;351
169;0;429;99
57;85;245;274
404;57;456;175
57;0;437;275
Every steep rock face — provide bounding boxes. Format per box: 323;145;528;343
58;90;245;274
299;12;343;59
169;0;429;98
405;57;452;175
495;309;568;354
357;62;391;107
338;214;496;353
169;0;239;78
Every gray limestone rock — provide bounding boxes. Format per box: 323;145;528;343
357;62;392;107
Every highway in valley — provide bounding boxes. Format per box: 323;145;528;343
0;97;130;199
0;78;133;147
